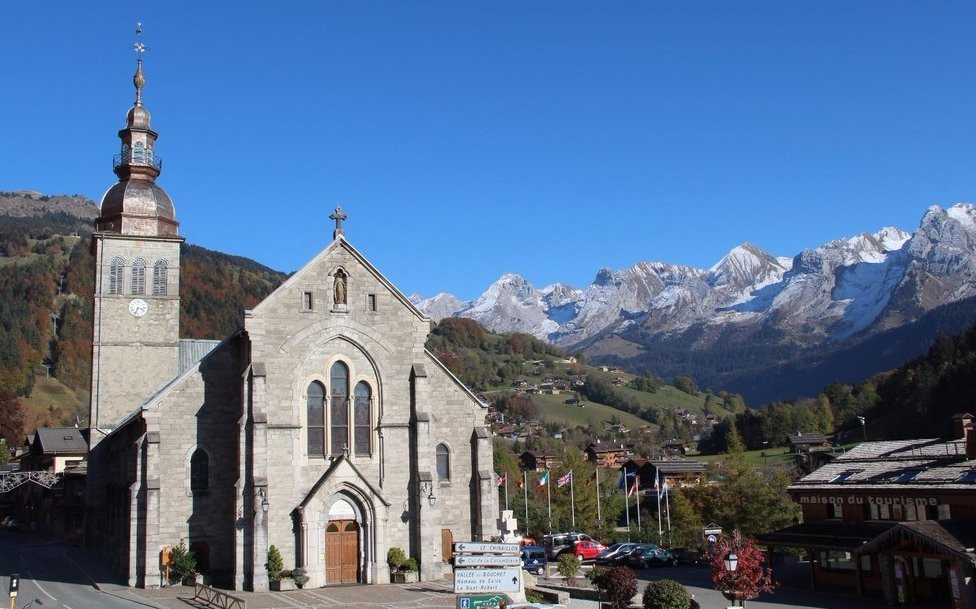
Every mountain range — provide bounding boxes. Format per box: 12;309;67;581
411;203;976;404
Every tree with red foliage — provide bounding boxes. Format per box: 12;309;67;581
0;385;25;446
708;530;775;603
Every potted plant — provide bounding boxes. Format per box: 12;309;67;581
291;567;309;589
267;546;295;591
169;540;198;586
388;547;419;583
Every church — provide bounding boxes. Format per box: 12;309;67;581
84;52;498;590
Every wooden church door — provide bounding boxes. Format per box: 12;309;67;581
326;520;360;584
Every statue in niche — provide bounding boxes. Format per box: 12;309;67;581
334;270;347;305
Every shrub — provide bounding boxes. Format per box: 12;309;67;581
556;553;582;586
591;565;638;609
169;540;197;581
642;579;690;609
266;545;284;581
291;567;309;588
387;547;407;572
404;557;419;572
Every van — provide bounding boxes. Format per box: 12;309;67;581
521;545;547;575
542;532;594;560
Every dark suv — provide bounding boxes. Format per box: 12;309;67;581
542;532;595;560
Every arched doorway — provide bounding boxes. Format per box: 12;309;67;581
325;498;360;584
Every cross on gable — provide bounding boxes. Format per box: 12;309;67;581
330;206;348;239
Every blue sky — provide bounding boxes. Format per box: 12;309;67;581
2;2;976;300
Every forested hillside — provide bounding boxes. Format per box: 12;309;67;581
0;192;287;444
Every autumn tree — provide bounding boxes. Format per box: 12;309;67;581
0;386;26;446
708;530;775;603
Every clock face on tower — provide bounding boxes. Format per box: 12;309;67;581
128;298;148;317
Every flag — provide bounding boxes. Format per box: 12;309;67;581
588;470;598;482
497;472;506;487
658;477;669;500
628;476;639;497
538;471;550;487
517;476;524;489
557;470;572;488
618;469;635;489
654;468;660;493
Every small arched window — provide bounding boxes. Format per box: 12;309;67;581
354;381;371;456
190;448;209;493
109;257;125;295
307;381;325;457
330;362;349;456
436;443;450;480
152;260;168;295
132;141;146;163
131;258;146;295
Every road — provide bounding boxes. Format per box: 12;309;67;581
0;532;149;609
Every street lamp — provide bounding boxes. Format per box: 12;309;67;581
725;552;741;607
857;416;867;442
421;481;436;508
255;488;269;513
762;440;769;465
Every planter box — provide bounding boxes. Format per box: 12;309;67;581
181;574;200;586
391;571;419;583
270;579;296;591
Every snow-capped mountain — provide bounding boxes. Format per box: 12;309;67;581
414;204;976;401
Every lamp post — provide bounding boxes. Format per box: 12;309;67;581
724;551;741;607
761;441;769;465
857;416;867;442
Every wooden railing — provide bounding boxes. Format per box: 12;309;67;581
193;583;245;609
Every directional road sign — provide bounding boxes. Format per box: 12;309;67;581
454;542;520;554
454;555;522;567
454;567;521;593
457;593;512;609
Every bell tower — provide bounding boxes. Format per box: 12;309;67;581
89;25;183;447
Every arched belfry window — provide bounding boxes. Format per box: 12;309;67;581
354;381;372;456
152;260;168;295
330;362;349;456
190;448;209;493
436;443;450;481
307;381;325;457
109;257;125;295
131;258;146;295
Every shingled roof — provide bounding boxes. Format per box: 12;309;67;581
33;427;88;454
789;437;976;493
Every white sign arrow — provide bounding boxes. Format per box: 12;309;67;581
454;542;520;554
454;555;522;567
454;568;521;593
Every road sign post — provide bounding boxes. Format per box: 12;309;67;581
8;572;18;609
453;541;525;604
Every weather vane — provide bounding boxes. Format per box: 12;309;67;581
134;22;146;56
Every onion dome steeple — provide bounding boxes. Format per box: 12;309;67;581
96;24;178;237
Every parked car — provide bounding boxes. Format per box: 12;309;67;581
595;542;638;565
521;545;547;575
628;546;678;568
1;516;20;530
573;540;606;561
672;546;704;565
542;532;595;559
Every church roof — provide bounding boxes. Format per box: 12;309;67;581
248;237;428;322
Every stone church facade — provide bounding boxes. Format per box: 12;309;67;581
85;56;497;590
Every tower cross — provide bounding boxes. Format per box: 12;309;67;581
330;206;348;239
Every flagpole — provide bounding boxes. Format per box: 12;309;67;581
595;467;602;527
656;469;663;545
623;471;631;541
523;470;529;536
635;475;641;532
505;473;509;511
546;470;553;534
665;479;671;533
569;471;576;529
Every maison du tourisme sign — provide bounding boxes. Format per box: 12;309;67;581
799;495;939;506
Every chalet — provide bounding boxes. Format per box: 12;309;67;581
620;458;707;490
20;427;88;473
519;451;558;472
788;432;832;453
662;439;689;455
760;413;976;608
585;443;634;469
